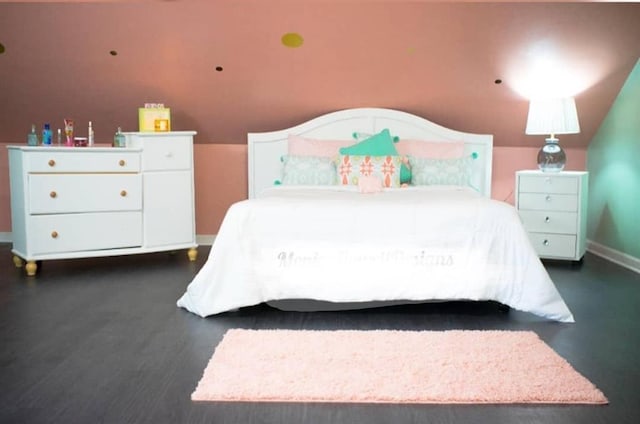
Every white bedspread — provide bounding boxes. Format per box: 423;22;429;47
177;186;574;322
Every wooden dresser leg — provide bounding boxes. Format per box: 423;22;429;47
187;247;198;262
13;255;24;268
25;261;38;276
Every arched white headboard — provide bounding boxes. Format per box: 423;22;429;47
248;108;493;198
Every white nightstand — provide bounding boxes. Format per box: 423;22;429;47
515;170;588;261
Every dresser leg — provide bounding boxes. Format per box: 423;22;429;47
13;255;24;268
25;261;38;276
187;247;198;262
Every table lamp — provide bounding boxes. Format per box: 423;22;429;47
525;97;580;172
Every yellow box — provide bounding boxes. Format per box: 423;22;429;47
138;108;171;132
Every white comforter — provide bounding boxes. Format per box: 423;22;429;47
177;186;574;322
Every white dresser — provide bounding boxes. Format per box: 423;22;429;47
515;170;588;261
7;131;197;276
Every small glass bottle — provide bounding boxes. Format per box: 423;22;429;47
113;127;126;148
27;124;39;146
42;123;52;146
88;121;95;147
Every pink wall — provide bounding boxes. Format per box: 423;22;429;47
193;144;247;235
1;2;639;150
0;142;586;237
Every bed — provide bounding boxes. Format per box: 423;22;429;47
177;108;574;322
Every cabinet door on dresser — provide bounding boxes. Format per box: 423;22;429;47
124;132;197;250
143;171;194;247
515;170;588;261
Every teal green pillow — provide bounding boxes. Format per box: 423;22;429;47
340;129;411;183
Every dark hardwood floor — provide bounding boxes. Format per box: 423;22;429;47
1;243;639;424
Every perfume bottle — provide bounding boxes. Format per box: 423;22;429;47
113;127;126;148
88;121;95;147
27;124;39;146
42;123;52;146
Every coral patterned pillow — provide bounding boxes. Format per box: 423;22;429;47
335;155;402;188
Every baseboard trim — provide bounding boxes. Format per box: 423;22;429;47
587;240;640;275
196;235;216;246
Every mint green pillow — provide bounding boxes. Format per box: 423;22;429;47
281;155;337;185
340;129;411;183
408;155;473;187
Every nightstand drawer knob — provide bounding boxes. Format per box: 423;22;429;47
544;216;550;223
49;191;57;198
545;195;552;202
119;159;126;166
48;159;56;167
120;190;127;197
51;231;59;239
543;239;549;246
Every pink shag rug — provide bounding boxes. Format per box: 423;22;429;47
191;329;608;404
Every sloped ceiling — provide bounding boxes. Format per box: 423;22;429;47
0;1;639;148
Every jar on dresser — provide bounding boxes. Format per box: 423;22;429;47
515;170;588;262
7;131;198;276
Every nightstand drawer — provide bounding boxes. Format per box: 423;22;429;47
518;175;578;194
27;212;143;255
29;174;142;214
517;193;578;212
518;210;577;234
527;233;577;259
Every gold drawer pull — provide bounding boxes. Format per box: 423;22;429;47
120;190;127;197
51;231;59;239
48;159;56;167
50;191;57;198
119;159;126;167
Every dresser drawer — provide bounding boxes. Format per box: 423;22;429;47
518;210;577;234
27;151;140;173
527;233;577;259
140;138;192;171
517;193;578;212
27;212;143;255
29;174;142;214
518;175;578;194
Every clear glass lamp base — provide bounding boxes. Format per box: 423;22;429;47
537;138;566;173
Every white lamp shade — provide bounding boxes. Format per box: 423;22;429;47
525;97;580;136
